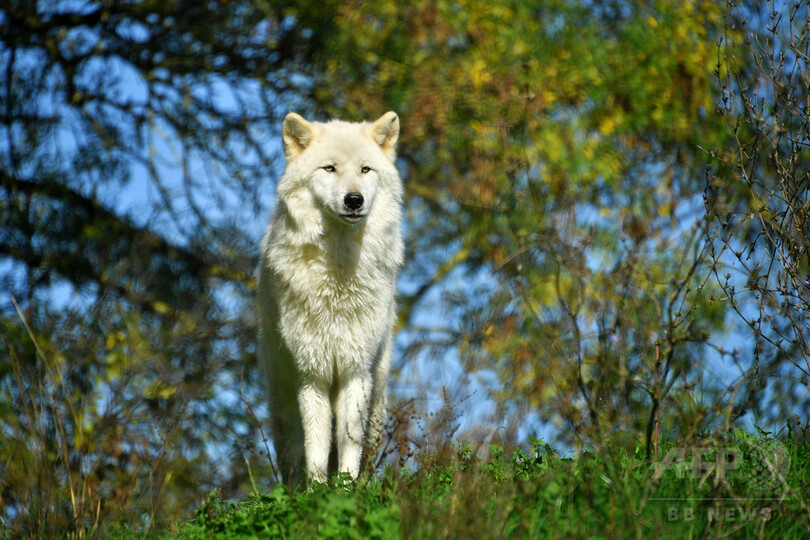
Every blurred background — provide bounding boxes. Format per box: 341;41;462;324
1;0;808;533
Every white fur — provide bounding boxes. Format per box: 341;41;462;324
258;112;403;487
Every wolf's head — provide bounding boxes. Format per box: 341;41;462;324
277;112;400;228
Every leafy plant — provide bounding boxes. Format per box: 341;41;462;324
162;432;810;539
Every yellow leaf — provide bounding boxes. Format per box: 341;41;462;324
470;58;490;89
144;381;178;400
599;116;616;136
152;301;172;315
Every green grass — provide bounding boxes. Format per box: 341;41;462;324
139;430;810;539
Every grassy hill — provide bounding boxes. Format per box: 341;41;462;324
140;429;809;539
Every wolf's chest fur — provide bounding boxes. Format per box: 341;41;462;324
271;231;395;380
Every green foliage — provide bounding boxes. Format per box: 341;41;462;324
151;478;401;538
156;432;810;538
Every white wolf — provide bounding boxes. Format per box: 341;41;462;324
258;111;403;487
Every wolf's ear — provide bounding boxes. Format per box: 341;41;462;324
282;113;315;159
369;111;399;160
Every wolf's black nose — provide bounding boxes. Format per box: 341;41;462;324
344;193;364;210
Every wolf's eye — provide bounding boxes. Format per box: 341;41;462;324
323;165;336;173
361;166;371;174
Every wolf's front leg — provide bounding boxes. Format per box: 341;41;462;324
298;380;331;484
335;373;372;478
